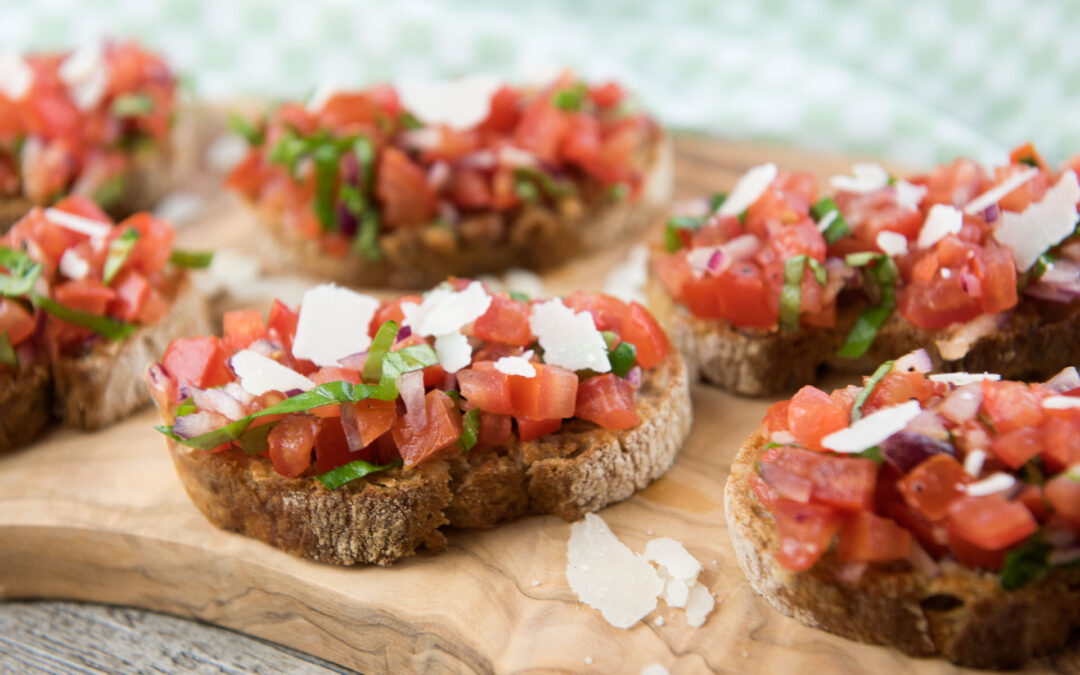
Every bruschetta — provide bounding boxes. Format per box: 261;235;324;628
226;74;672;288
148;281;690;565
0;40;178;231
648;144;1080;395
725;353;1080;667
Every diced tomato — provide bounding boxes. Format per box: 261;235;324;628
863;371;938;414
898;276;981;330
54;279;116;315
447;168;493;209
106;270;150;322
973;244;1018;314
314;417;367;473
472;293;534;346
309;366;363;417
0;298;36;346
768;220;826;262
479;85;521;133
342;398;397;448
268;414;318;477
476;412;512;448
267;299;299;344
652;251;693;303
981;380;1043;434
376;147;438;228
317;91;379;129
762;400;790;433
946;494;1038;552
758;445;878;511
1008;142;1047;172
1040;413;1080;472
914;158;985;208
162;336;232;390
52;195;110;222
836;511;912;563
829;189;923;256
514;96;569;165
119;212;175;278
562;291;627;333
994;163;1050;213
829;386;860;419
621;301;669;369
509;363;578;421
561;112;600;168
515;416;562;442
588;82;624;109
897;455;970;521
575;373;639;430
222;308;267;354
370;294;422;335
946;528;1007;570
787;386;848;451
422;364;447;388
991;427;1043;469
1045;474;1080;529
748;471;780;510
369;431;401;465
773;500;843;572
458;362;513;415
136;287;169;324
682;262;778;328
1018;484;1050;523
392;389;463;468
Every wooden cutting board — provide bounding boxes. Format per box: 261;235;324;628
0;132;1074;675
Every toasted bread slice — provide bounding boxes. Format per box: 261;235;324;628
250;134;673;289
725;427;1080;669
166;349;690;566
0;147;175;233
53;273;210;430
0;360;52;452
647;269;1080;396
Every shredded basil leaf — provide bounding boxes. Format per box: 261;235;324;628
32;293;136;341
844;251;880;268
837;254;899;358
399;111;424;130
508;290;530;303
381;344;438;383
607;339;637;378
551;83;588;111
313;143;340;231
709;192;728;212
1000;535;1053;590
514;176;540;202
663;215;706;252
854;446;884;464
103;227;139;284
93;174;127;207
0;247;43;297
226;111;264;146
175;398;197;417
235;422;276;456
837;305;891;359
110;93;155;117
317;459;401;490
458;408;481;453
169;250;214;268
1016;155;1040;169
780;255;812;331
850;360;894;422
353;210;383;261
0;332;16;368
811;197;851;244
514;167;575;200
363;320;399;383
608;183;629;202
445;389;461;404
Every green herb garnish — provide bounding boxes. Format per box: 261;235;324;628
313;143;340;231
1000;535;1053;590
810;196;851;244
709;192;728;212
552;83;588;111
837;253;899;358
663;215;706;252
779;255;825;331
851;360;894;422
458;409;481;452
234;422;276;456
226;111;264;146
0;248;43;297
363;320;399;383
602;331;637;377
608;183;629;202
103;227;139;284
169;250;215;268
110;93;155;117
32;293;136;340
855;446;884;464
508;290;530;303
353;210;383;261
0;332;16;368
93;174;127;207
317;459;402;490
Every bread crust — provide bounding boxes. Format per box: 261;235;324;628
647;268;1080;396
0;146;175;233
165;350;691;566
249;134;674;289
52;273;210;430
725;427;1080;669
0;359;52;453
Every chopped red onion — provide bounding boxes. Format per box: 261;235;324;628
893;348;932;374
339;403;367;452
173;411;229;439
1023;282;1080;303
223;382;254;406
338;352;368;371
722;233;761;263
396;325;412;341
427;161;451;191
1046;367;1080;393
759;463;812;503
458;150;496;170
904;410;948;439
399;370;426;430
881;431;954;472
400;128;440;151
939;383;983;424
439;371;458;392
191;386;248;421
1039;258;1080;286
1044;525;1078;549
1061;240;1080;262
438;201;459;225
246;339;278;357
982;203;1000;224
907;541;941;577
336;202;358;237
706;249;725;274
959;272;982;297
625;366;643;389
147;362;171;387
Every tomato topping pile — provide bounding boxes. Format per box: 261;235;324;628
226;74;659;258
150;284;671;483
655;144;1080;353
2;196;185;360
753;356;1080;585
0;40;176;208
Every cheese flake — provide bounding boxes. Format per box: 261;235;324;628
964;472;1016;497
916;204;963;249
58;249;90;280
44;208;112;239
894;180;927;211
821;400;922;453
494;354;536;378
644;537;702;582
291;284;380;367
830;163;890;194
963;166;1040;215
964;449;987;477
306;80;339;113
397;75;502;131
994;170;1080;271
230;349;316;396
58;41;108;110
528;298;610;373
876;230;909;257
1043;395;1080;410
0;52;34;101
404;281;492;338
717;163;777;217
566;513;664;629
927;372;1001;386
684;582;716;628
434;331;472;373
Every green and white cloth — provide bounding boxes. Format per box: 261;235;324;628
4;0;1078;167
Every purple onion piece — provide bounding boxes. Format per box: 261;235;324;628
983;203;1000;224
342;152;360;185
147;362;170;386
626;366;643;389
337;202;358;237
1046;367;1080;393
880;431;955;472
173;411;227;439
285;388;304;397
396;325;412;341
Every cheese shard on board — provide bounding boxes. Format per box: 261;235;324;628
291;284;379;367
566;513;663;629
230;349;316;396
684;582;716;628
529;299;610;373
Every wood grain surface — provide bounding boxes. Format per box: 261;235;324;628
0;127;1076;674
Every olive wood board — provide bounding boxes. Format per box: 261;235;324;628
1;131;1074;674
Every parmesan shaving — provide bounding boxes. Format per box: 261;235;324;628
963;166;1040;215
876;230;909;257
927;372;1001;386
916;204;963;249
1042;395;1080;410
822;401;922;453
397;75;502;131
830;163;890;194
44;208;112;239
717;163;777;217
994;170;1080;271
230;350;316;396
0;52;33;101
964;472;1016;497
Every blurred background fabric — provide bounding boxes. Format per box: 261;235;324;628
3;0;1077;167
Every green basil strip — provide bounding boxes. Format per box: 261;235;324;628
340;182;366;217
837;253;899;358
709;192;728;212
608;183;629;202
514;167;575;200
458;408;481;453
175;397;197;417
836;305;892;359
398;111;424;130
854;446;884;464
850;360;894;422
235;421;276;456
551;83;588;111
363;320;399;383
32;293;136;340
353;210;383;261
381;344;438;383
608;341;637;378
226;111;264;146
0;332;16;368
110;93;155;117
807;257;827;286
514;174;541;202
353;136;375;191
93;174;127;207
317;459;402;490
663;215;706;252
169;250;215;268
0;247;43;297
780;255;807;331
844;251;881;268
103;227;139;284
1000;535;1053;590
313;143;340;231
508;290;530;303
810;197;851;244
